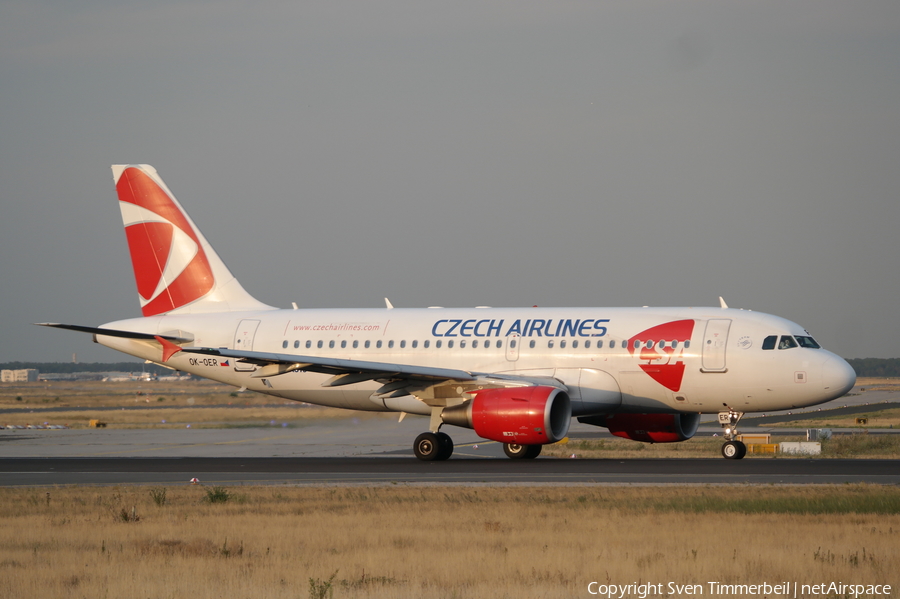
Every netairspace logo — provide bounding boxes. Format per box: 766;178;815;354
586;581;893;598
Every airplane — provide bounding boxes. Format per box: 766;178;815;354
40;164;857;460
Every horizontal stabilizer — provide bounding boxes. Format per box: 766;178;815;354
35;323;193;343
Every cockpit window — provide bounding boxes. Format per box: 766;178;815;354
795;336;821;349
778;336;798;350
762;335;777;350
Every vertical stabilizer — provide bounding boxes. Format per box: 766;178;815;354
112;164;273;315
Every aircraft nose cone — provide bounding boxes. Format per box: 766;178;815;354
822;354;856;400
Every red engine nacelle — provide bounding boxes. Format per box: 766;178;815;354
587;412;701;443
441;386;571;445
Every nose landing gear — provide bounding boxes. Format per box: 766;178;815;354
718;410;746;460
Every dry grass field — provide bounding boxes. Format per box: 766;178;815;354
0;379;278;409
856;377;900;392
0;380;389;428
0;485;897;599
773;407;900;430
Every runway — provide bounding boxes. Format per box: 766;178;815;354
2;386;897;487
2;456;898;487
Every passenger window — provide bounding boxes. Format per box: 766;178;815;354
510;340;517;349
472;340;478;348
529;340;535;349
646;340;654;349
317;340;323;349
424;340;430;349
364;340;370;349
448;340;454;348
436;340;442;348
353;340;358;349
778;336;798;350
684;340;691;349
306;340;312;349
633;340;641;349
388;340;394;349
412;340;418;349
282;340;288;349
609;340;615;349
496;340;502;349
584;340;591;349
376;340;382;349
293;340;300;349
399;340;405;349
460;340;466;348
658;341;666;349
572;340;579;349
762;335;777;350
329;340;335;349
340;340;347;349
548;340;554;348
560;340;566;349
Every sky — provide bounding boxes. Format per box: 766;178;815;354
1;0;898;363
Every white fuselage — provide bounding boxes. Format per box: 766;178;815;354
98;305;856;419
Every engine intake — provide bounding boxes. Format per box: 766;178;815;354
441;386;571;445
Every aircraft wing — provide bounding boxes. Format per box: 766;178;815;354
37;322;565;403
179;346;563;402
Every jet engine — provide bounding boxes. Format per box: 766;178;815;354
441;386;571;445
578;412;701;443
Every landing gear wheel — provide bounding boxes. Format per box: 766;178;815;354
436;432;454;461
722;440;747;460
414;432;441;461
504;443;542;459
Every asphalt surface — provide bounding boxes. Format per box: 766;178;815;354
1;384;896;487
1;456;897;487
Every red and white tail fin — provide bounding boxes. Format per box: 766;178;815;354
112;164;274;316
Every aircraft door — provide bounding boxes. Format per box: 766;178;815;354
233;319;260;371
505;334;520;362
701;319;731;372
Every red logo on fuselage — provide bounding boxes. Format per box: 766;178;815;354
117;168;214;316
627;320;695;392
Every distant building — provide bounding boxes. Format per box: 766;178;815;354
1;369;39;383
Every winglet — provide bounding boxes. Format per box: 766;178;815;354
155;336;183;362
385;298;394;309
719;297;729;309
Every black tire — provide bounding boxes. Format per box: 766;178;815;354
436;432;454;461
722;440;746;460
504;443;542;459
414;432;441;461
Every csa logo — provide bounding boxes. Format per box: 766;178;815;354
627;320;695;392
117;168;214;316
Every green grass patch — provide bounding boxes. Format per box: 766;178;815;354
647;486;900;514
823;434;900;457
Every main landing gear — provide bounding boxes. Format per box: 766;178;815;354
412;430;543;461
413;431;454;461
717;409;746;460
503;443;542;459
